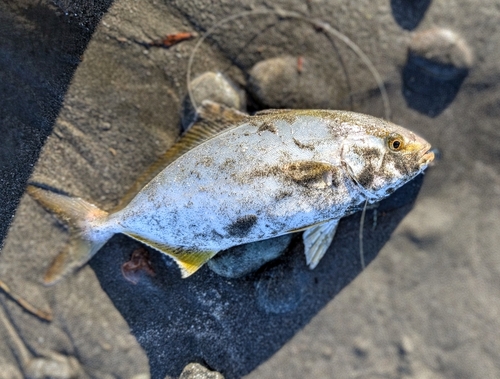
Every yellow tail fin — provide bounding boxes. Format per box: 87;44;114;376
26;185;113;285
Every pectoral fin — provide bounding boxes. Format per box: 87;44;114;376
302;219;339;269
287;219;328;233
114;101;248;210
125;233;218;278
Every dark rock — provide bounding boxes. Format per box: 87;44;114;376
208;234;293;279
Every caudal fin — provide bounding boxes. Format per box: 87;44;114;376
26;185;113;285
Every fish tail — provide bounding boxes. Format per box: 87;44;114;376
26;184;114;285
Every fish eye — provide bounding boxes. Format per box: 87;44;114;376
387;134;404;152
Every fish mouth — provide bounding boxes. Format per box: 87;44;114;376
418;145;435;169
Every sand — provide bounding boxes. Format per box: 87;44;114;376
1;1;500;378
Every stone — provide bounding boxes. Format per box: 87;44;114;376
179;363;224;379
182;72;245;130
254;257;309;314
403;28;473;116
207;234;293;279
247;55;349;110
409;28;474;69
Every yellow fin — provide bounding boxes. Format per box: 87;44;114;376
125;233;218;278
114;101;248;211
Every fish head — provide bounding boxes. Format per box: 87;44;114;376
340;117;434;202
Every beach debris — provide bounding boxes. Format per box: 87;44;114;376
121;247;156;284
0;279;52;321
147;32;196;48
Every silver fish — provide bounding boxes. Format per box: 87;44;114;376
27;102;434;283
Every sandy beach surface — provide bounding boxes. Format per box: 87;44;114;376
1;1;499;378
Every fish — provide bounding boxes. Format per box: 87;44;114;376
27;101;434;284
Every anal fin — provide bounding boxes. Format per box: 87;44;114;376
126;233;218;278
302;219;339;269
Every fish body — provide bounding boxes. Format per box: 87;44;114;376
27;103;434;282
118;111;360;250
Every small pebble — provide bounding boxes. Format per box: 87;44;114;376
182;72;245;130
179;363;224;379
25;355;81;379
189;72;244;110
99;121;111;131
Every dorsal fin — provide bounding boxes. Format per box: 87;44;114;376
254;108;294;116
197;100;248;129
114;101;248;210
125;233;218;278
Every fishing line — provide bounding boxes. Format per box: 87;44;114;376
359;199;368;270
186;8;391;120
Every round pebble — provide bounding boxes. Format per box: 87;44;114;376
247;55;348;110
182;71;245;130
25;355;81;379
409;27;473;69
207;234;293;278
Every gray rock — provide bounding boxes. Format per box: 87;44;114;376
247;55;349;110
179;363;224;379
207;234;293;279
190;72;245;110
182;72;246;130
390;0;432;30
409;27;474;69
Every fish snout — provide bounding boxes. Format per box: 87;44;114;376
418;143;435;168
